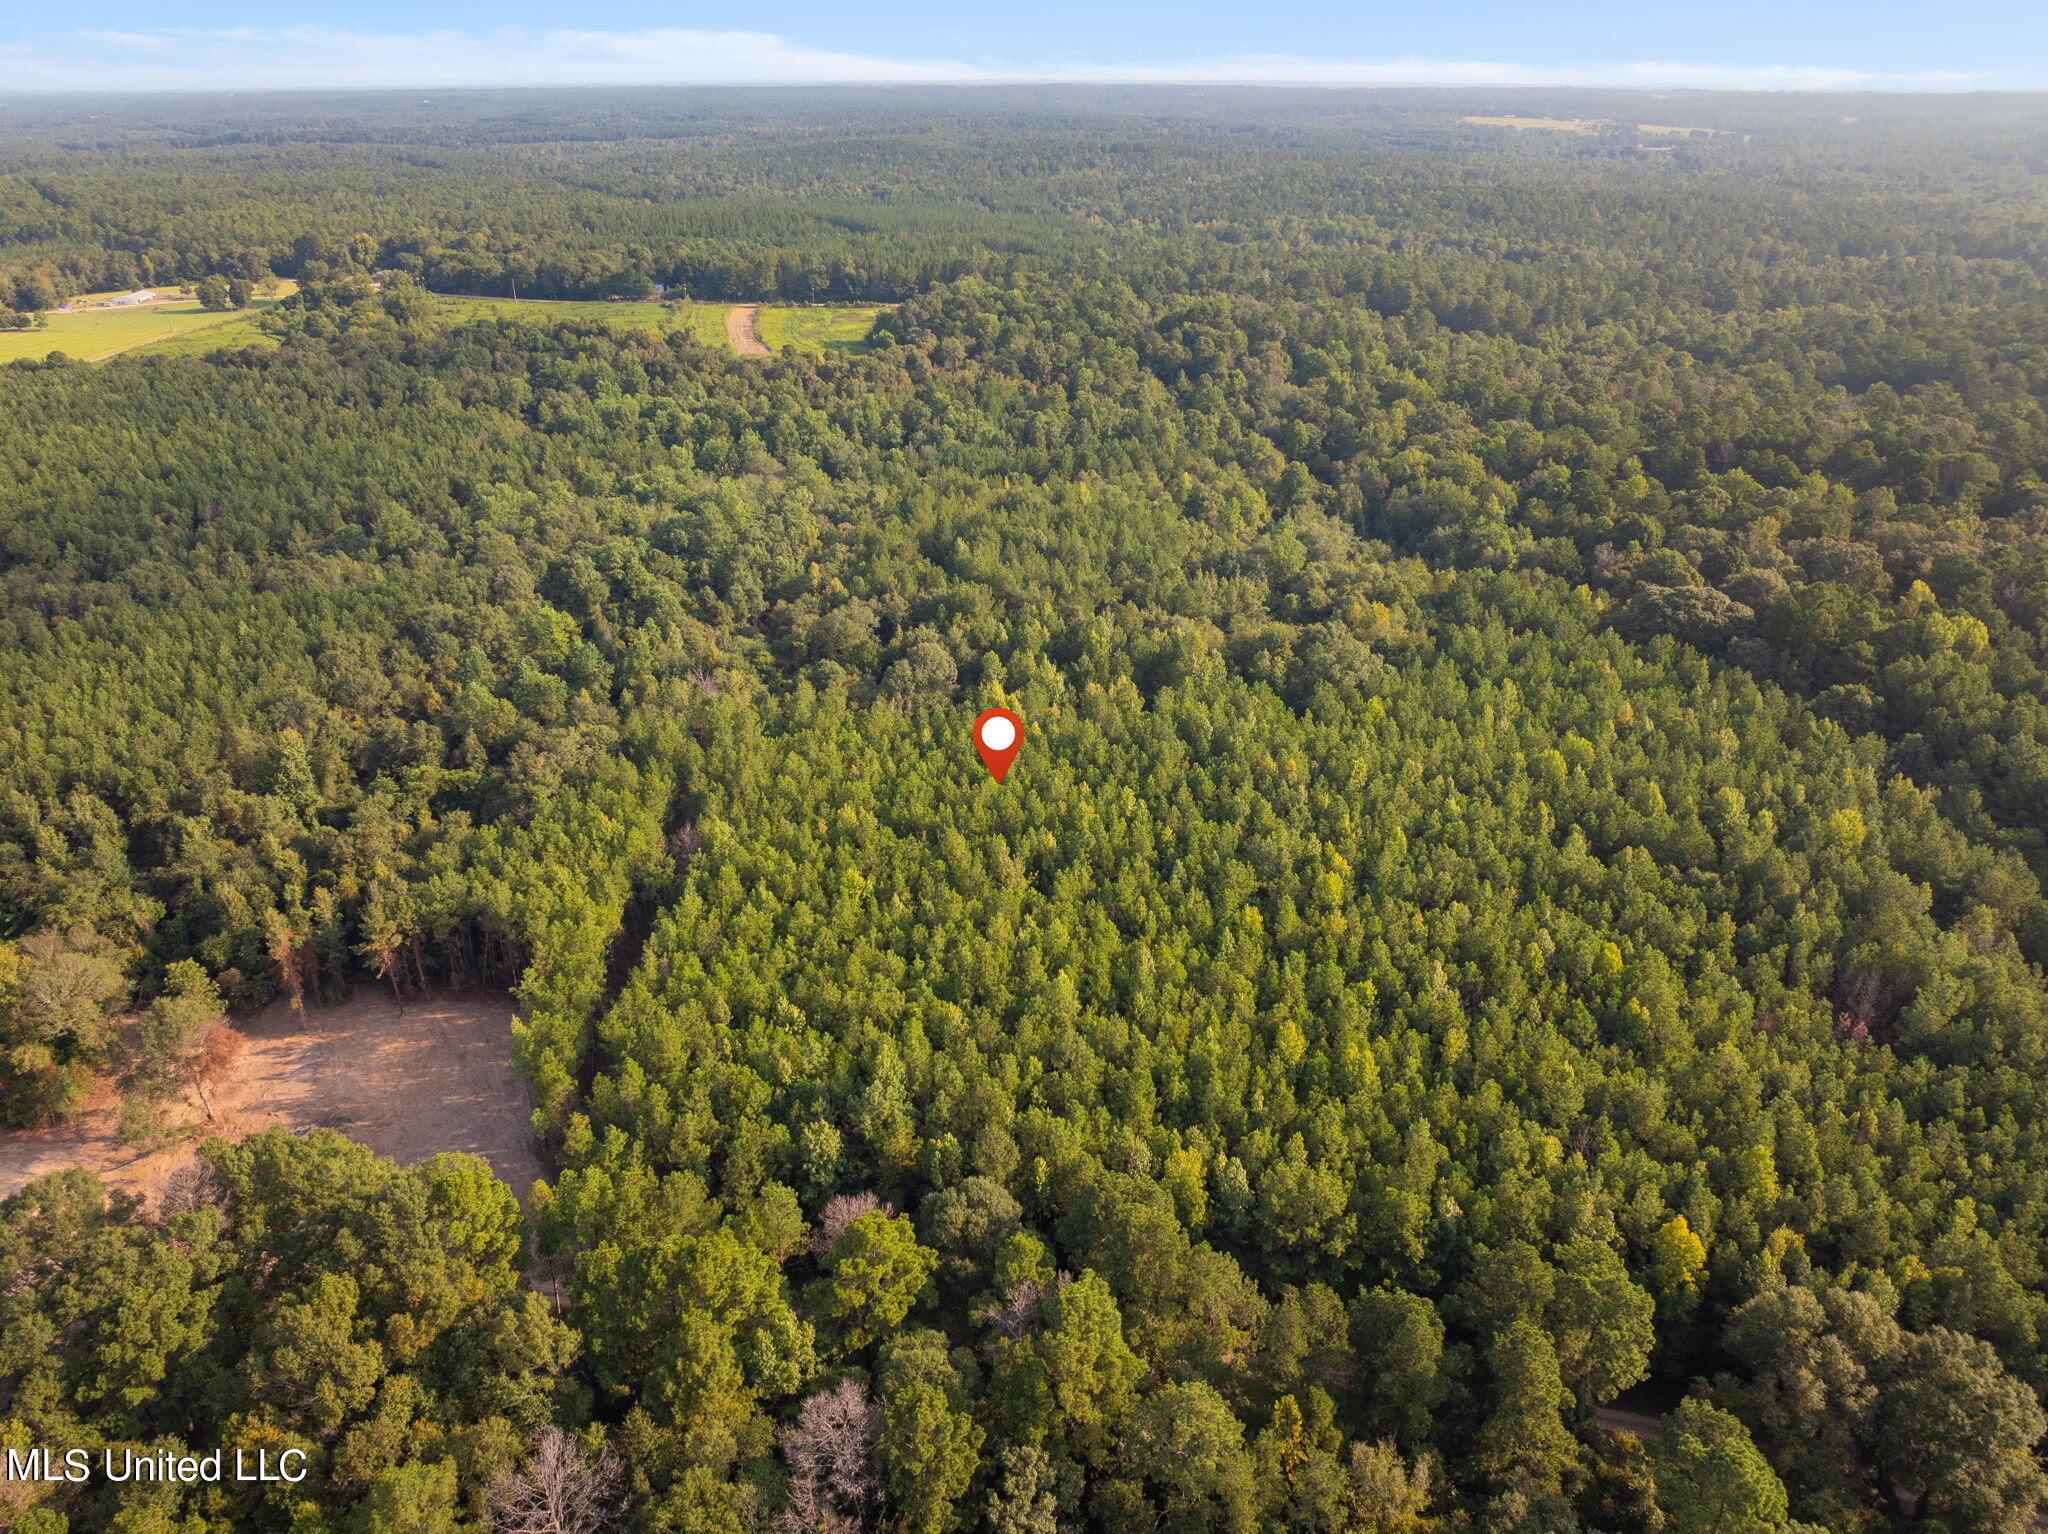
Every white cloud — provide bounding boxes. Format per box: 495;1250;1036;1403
72;31;172;50
2;27;974;91
0;25;1990;94
1038;56;1980;90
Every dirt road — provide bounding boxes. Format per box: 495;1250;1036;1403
0;989;541;1206
727;303;771;357
1593;1405;1664;1439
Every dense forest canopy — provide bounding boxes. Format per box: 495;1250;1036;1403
5;83;2048;1534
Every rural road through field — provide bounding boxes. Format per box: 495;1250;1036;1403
727;303;770;356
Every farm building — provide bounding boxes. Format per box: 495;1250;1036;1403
106;290;157;306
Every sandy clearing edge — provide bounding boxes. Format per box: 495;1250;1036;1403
727;303;771;357
1592;1405;1663;1439
0;988;542;1207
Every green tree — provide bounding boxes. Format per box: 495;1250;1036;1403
418;1152;525;1278
1650;1399;1788;1534
1875;1329;2048;1534
3;928;124;1124
1579;1429;1663;1534
879;1381;983;1534
1119;1381;1257;1534
1457;1241;1555;1338
1344;1440;1436;1534
916;1176;1023;1296
984;1444;1061;1534
1717;1284;1900;1529
1549;1239;1655;1407
576;1226;814;1446
815;1211;937;1353
122;959;224;1116
350;1459;467;1534
1030;1270;1145;1466
1473;1322;1579;1497
1348;1289;1447;1447
244;1272;387;1434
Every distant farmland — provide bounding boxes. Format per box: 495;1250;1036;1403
1;292;885;365
0;288;294;365
430;294;882;354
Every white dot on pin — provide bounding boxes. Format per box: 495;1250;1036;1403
979;715;1016;752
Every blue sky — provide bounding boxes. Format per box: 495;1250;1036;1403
3;0;2045;93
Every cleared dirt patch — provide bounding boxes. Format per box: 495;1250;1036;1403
0;989;540;1206
727;303;771;357
1593;1405;1663;1440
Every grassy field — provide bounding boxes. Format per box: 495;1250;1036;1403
1462;115;1602;133
431;294;730;345
431;294;882;355
0;291;292;365
1;291;886;365
1637;123;1745;140
130;310;280;359
755;305;883;355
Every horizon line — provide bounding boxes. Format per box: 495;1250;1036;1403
4;79;2043;99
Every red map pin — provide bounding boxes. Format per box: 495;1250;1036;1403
973;707;1023;782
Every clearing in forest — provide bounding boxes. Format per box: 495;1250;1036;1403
431;292;730;345
0;989;539;1206
427;293;879;355
754;304;882;355
1636;123;1738;137
0;287;297;365
126;309;281;358
1462;115;1602;132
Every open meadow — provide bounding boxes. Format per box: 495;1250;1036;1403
0;288;294;363
429;292;880;354
754;303;883;354
3;291;887;363
430;291;729;343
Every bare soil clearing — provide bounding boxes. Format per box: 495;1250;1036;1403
1592;1405;1663;1439
727;303;771;357
0;989;540;1206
